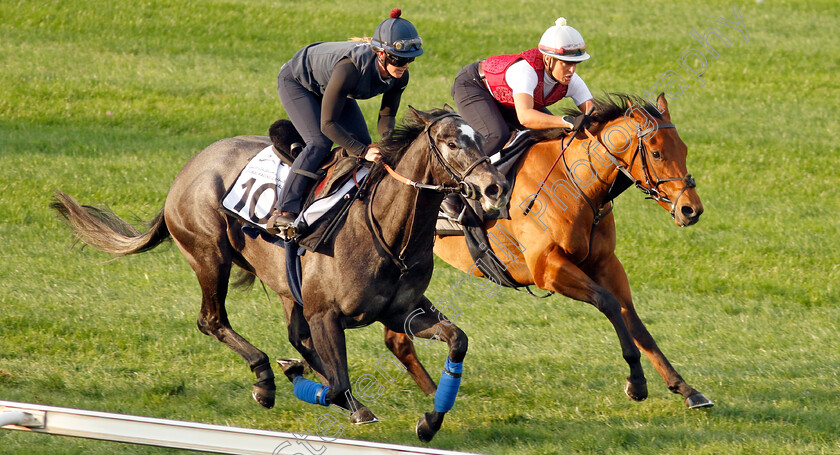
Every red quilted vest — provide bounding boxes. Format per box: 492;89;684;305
483;48;568;109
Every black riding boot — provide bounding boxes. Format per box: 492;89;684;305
440;194;466;223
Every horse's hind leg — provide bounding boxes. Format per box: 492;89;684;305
592;255;713;408
175;236;276;409
385;296;468;443
383;326;437;395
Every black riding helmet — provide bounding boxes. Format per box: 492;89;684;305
370;8;423;58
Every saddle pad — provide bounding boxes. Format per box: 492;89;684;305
488;129;530;170
221;146;369;233
301;165;368;227
222;146;288;229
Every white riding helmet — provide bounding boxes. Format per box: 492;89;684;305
538;17;590;62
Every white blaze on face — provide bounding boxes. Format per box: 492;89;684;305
458;123;478;146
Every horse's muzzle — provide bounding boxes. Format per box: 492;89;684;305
676;204;703;227
480;181;510;212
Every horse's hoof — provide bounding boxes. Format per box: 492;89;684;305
350;407;379;425
276;358;313;374
624;377;648;402
276;358;301;369
252;380;276;409
276;358;306;383
685;392;714;409
416;415;435;443
416;412;443;443
251;384;274;409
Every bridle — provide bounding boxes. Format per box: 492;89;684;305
550;119;696;266
370;112;490;273
584;121;696;219
627;123;695;217
383;112;489;199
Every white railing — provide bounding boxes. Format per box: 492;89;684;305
0;400;478;455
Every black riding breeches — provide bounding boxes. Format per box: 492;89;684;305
451;62;523;156
275;68;371;213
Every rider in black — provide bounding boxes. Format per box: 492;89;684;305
268;9;423;236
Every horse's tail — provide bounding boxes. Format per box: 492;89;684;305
51;190;170;257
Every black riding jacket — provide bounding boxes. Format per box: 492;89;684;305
284;41;409;156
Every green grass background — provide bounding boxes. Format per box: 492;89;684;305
1;0;838;454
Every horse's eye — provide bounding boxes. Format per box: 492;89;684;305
651;151;662;159
447;142;458;149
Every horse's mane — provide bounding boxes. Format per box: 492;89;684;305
368;107;451;183
525;93;663;143
561;92;663;125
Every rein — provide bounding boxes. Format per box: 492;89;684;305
522;106;595;216
383;164;461;194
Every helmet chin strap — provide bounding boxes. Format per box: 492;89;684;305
375;52;393;79
544;57;559;83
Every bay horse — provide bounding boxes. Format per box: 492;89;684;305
385;93;713;409
51;107;510;442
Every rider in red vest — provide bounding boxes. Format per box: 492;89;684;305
451;17;595;158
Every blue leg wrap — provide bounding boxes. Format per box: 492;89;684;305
433;358;463;413
293;376;330;406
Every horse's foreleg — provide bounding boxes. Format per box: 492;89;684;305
383;326;437;395
305;310;377;424
189;255;275;409
533;248;647;401
284;302;330;384
388;296;468;443
592;255;713;408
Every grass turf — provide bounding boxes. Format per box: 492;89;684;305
1;0;838;454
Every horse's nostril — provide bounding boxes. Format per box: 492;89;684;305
681;205;696;218
484;184;500;198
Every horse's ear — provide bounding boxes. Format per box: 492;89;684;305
408;105;436;125
443;104;457;114
625;98;657;132
656;93;672;120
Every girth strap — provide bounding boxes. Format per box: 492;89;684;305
458;205;554;298
293;169;320;180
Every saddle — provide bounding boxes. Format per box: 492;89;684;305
268;118;367;253
269;119;362;203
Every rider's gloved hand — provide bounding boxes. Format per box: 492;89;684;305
364;144;382;162
570;113;591;131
